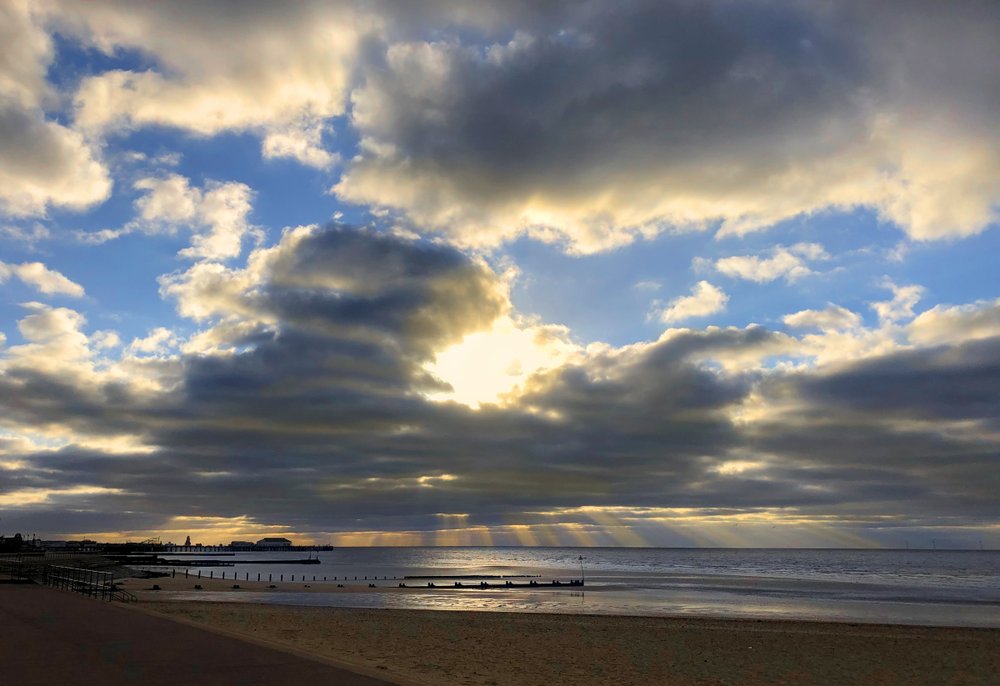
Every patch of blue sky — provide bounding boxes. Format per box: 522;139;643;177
502;200;999;349
500;229;715;346
500;208;914;346
892;230;1000;308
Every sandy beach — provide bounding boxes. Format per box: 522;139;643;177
136;596;1000;686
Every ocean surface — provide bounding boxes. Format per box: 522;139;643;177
138;547;1000;627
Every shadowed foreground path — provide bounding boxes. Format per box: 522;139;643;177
0;585;400;686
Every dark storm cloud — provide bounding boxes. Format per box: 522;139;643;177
0;364;155;439
3;225;999;538
337;0;1000;249
259;227;507;355
747;338;1000;521
1;226;756;531
794;338;1000;424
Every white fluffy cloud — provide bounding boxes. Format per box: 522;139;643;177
0;101;113;217
908;299;1000;347
52;1;367;168
783;305;861;332
261;120;340;170
871;281;924;324
0;1;52;110
127;327;180;357
6;303;94;374
715;243;829;284
0;2;110;218
657;281;728;324
0;261;84;297
80;174;257;261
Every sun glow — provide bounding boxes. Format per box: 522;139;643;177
425;317;577;407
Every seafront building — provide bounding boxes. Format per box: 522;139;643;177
254;537;293;551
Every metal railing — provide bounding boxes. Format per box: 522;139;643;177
43;565;116;601
0;553;38;582
0;554;133;602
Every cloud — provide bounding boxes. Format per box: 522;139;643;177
632;280;661;292
90;330;121;350
261;120;340;169
127;327;179;356
715;243;829;284
0;2;111;218
0;99;112;218
159;223;510;359
2;0;1000;542
9;1;994;248
334;0;1000;251
0;223;50;246
908;298;1000;347
783;304;861;332
871;280;924;324
0;261;85;297
78;174;258;260
425;316;579;406
0;1;54;110
657;281;728;324
53;1;366;167
7;303;94;373
0;226;753;535
0;229;999;542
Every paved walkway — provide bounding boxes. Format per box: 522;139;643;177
0;584;400;685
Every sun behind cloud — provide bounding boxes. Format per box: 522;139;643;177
425;316;578;407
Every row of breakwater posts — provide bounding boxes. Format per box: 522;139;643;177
137;567;584;589
0;553;136;602
406;579;585;589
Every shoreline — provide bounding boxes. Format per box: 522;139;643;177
117;575;1000;630
137;600;1000;686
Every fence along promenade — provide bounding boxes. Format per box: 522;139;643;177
0;553;136;602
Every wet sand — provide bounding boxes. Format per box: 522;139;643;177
139;598;1000;686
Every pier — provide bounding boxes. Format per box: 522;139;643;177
131;556;321;567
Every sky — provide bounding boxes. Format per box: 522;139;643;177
1;0;998;548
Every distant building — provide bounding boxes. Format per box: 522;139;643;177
255;537;292;550
229;540;255;551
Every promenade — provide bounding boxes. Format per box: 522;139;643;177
0;584;400;686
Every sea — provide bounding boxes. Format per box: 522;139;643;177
136;547;1000;627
